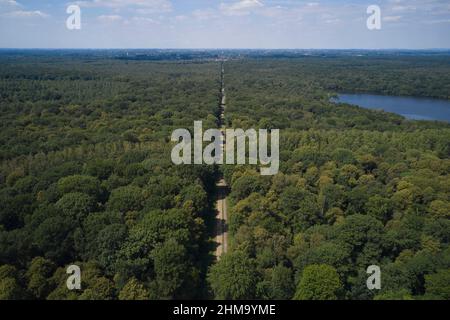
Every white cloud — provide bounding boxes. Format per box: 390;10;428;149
423;19;450;24
130;16;159;24
173;15;188;22
220;0;263;16
74;0;172;12
324;18;341;24
0;0;20;12
2;10;48;18
97;14;123;22
387;0;449;15
391;5;416;12
192;8;218;21
0;1;49;19
96;14;163;26
258;5;285;18
383;15;402;22
0;0;20;6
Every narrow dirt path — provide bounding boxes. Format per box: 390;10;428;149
215;179;228;258
214;61;229;260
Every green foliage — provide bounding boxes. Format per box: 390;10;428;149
32;216;77;263
83;160;115;180
26;257;55;299
428;200;450;219
0;265;23;300
57;175;102;199
230;173;270;202
79;277;115;300
332;148;356;166
0;277;23;300
257;264;295;300
107;186;144;213
208;251;257;299
152;238;190;299
294;264;342;300
425;269;450;299
374;289;414;300
118;278;150;300
56;192;96;222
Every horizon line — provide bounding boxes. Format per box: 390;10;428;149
1;48;450;51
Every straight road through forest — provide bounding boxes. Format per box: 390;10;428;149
215;62;229;259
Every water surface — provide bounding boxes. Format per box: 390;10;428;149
334;93;450;122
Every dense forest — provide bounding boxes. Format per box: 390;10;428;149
0;56;221;299
209;57;450;300
0;52;449;300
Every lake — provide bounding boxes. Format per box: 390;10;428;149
333;93;450;122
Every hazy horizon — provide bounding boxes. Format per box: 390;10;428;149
1;47;450;50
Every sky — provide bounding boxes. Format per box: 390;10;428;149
0;0;449;49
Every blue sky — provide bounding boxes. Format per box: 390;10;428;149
0;0;449;48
